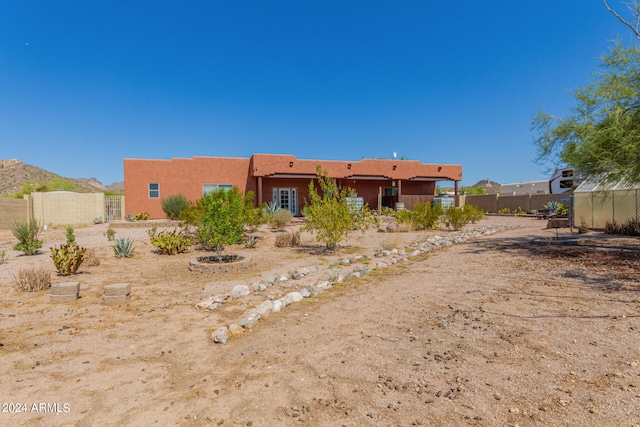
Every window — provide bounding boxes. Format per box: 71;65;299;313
203;184;233;195
272;188;297;215
148;183;159;198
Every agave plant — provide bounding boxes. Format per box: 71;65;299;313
263;201;280;216
544;201;559;211
112;237;135;258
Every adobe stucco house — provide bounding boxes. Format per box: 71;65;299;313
124;154;462;219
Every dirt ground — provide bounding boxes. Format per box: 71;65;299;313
1;216;639;426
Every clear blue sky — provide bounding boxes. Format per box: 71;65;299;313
1;1;636;186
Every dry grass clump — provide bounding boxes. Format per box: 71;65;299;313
379;236;402;251
84;248;101;267
12;266;51;292
274;231;301;247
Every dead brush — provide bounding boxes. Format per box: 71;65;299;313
84;248;101;267
274;231;300;248
379;236;401;251
11;266;51;292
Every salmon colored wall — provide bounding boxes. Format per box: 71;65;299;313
125;155;460;218
124;157;253;219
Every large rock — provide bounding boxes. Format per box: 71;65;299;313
255;300;274;318
212;327;228;344
230;284;251;299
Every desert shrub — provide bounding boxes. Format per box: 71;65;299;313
51;244;86;275
132;212;150;221
93;216;103;224
113;237;135;258
464;205;485;223
379;236;401;251
302;166;371;250
274;231;300;247
12;219;43;255
270;209;293;229
411;201;443;229
0;250;7;264
161;193;190;220
84;248;100;266
605;219;640;236
245;207;269;232
198;187;246;257
66;226;76;246
12;266;51;292
443;207;470;231
498;208;511;214
104;227;116;241
147;228;192;255
578;218;590;234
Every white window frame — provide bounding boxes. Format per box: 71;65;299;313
148;183;160;198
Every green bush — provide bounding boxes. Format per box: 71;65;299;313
302;166;370;250
197;187;246;258
245;207;269;232
132;212;150;221
12;219;43;255
411;201;443;229
270;209;293;229
442;205;485;230
161;194;191;220
148;228;192;255
113;237;135;258
443;207;469;231
51;244;86;275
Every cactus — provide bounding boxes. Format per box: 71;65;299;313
51;244;86;275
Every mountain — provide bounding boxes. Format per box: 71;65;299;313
471;179;501;194
0;159;123;196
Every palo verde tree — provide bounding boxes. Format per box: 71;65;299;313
197;187;248;259
532;42;640;184
302;165;369;251
603;0;640;40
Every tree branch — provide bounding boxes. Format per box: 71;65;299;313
603;0;640;40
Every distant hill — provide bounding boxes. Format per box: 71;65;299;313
0;159;123;196
471;179;501;194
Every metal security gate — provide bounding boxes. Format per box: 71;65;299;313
104;196;124;222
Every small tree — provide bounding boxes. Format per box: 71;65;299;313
197;187;246;259
302;166;369;250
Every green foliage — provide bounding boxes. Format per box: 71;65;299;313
544;201;559;211
12;219;43;255
270;208;293;229
301;166;370;250
132;212;150;221
113;237;135;258
442;205;484;230
11;266;51;292
245;205;269;232
0;249;7;264
411;201;443;229
556;203;570;216
66;226;76;246
533;42;640;184
161;193;190;220
104;227;116;241
51;244;86;275
93;216;103;224
197;187;246;257
147;228;192;255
